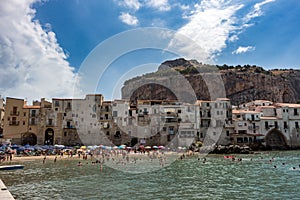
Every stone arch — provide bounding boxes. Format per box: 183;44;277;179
22;132;37;145
265;128;288;149
45;128;55;145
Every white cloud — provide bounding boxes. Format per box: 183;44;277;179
119;12;139;26
232;46;255;54
168;0;275;63
228;34;239;42
244;0;275;21
118;0;141;11
146;0;171;11
0;0;78;102
169;0;244;63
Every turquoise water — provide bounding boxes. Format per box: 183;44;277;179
1;151;300;200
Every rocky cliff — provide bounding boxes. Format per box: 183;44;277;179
121;58;300;105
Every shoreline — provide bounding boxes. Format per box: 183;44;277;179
1;149;299;164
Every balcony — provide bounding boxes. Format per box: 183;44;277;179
64;125;76;129
10;111;19;116
29;113;37;117
9;121;19;126
248;125;259;130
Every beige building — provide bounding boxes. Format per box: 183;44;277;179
233;100;300;149
3;97;38;145
197;98;234;146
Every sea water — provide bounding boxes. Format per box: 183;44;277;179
1;151;300;200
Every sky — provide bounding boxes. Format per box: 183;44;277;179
0;0;300;102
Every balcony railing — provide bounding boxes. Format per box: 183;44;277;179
10;111;19;116
64;125;76;129
248;125;259;130
9;121;19;126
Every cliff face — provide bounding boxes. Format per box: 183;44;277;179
122;58;300;105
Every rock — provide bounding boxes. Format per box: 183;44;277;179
122;58;300;105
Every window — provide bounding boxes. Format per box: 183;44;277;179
24;112;26;117
295;122;299;129
31;110;36;117
226;131;230;137
30;118;35;125
265;121;269;129
294;108;299;116
113;111;118;117
284;121;288;129
13;106;18;114
55;101;59;107
64;132;67;137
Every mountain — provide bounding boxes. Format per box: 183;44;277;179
121;58;300;105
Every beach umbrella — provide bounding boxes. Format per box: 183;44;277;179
113;146;119;149
34;146;43;151
17;147;25;151
118;145;125;149
152;146;158;149
11;144;20;150
80;146;87;149
25;147;35;151
158;146;165;149
54;144;65;149
145;146;151;149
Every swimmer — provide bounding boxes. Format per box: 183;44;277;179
274;165;277;168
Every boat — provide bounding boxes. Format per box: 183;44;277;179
0;165;24;170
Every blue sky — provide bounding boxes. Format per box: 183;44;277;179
0;0;300;101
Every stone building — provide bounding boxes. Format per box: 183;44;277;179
232;100;300;149
3;97;46;145
197;98;234;146
0;97;5;138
